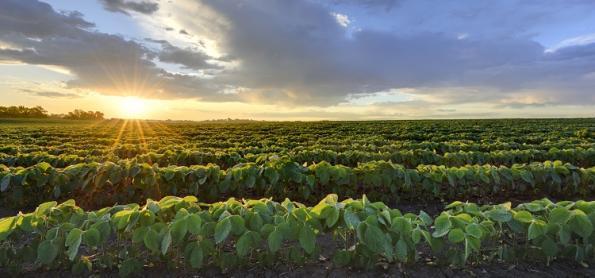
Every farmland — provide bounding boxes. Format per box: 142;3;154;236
0;118;594;276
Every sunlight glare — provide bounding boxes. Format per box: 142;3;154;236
120;97;147;119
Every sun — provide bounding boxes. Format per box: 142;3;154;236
119;97;147;118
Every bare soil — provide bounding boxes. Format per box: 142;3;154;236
6;260;595;278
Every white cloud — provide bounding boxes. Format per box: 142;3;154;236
331;12;351;27
345;89;414;105
546;33;595;53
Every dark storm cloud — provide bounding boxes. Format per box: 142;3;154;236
99;0;159;15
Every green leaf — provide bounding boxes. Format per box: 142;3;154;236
65;228;83;261
446;201;464;209
187;214;202;235
379;210;392;227
46;227;59;240
214;217;232;244
343;210;360;229
418;211;433;226
447;228;465;243
161;229;172;255
466;235;481;251
0;216;17;241
432;215;451;238
264;167;280;185
412;228;422;244
453;213;473;224
236;232;252;257
549;207;571;225
132;226;147;243
421;229;440;251
324;206;340;228
513;211;533;223
569;210;593;238
82;228;101;246
119;258;142;277
486;208;512;223
35;201;57;217
524;202;545;212
299;225;316;254
363;223;393;259
144;228;160;252
113;210;133;230
0;174;10;192
267;228;283;253
464;237;481;261
229;215;246;236
333;250;351;267
18;214;34;233
465;223;483;239
247;212;264;231
520;170;533;184
528;220;546;240
37;240;59;265
559;226;571;244
541;237;559;257
396;238;408;262
189;244;203;268
171;218;188;242
391;217;412;235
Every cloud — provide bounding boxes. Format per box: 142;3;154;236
330;0;400;10
163;0;593;106
0;1;94;37
1;0;595;113
99;0;158;15
546;33;595;52
0;0;225;100
20;88;81;98
331;13;350;27
146;39;221;70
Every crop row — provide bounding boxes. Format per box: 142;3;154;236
2;147;594;169
3;137;593;158
1;160;593;209
0;195;593;276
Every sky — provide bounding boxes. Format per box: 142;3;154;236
1;0;594;120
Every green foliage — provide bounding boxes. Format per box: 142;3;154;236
0;118;594;274
0;195;593;275
2;159;593;209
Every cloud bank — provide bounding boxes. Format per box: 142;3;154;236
0;0;594;117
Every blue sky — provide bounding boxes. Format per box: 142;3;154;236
0;0;594;120
49;0;142;40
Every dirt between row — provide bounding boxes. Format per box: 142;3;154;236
5;260;595;278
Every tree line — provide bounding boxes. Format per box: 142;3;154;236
0;106;104;120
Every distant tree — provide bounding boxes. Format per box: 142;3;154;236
63;109;104;120
0;106;105;120
0;105;48;118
